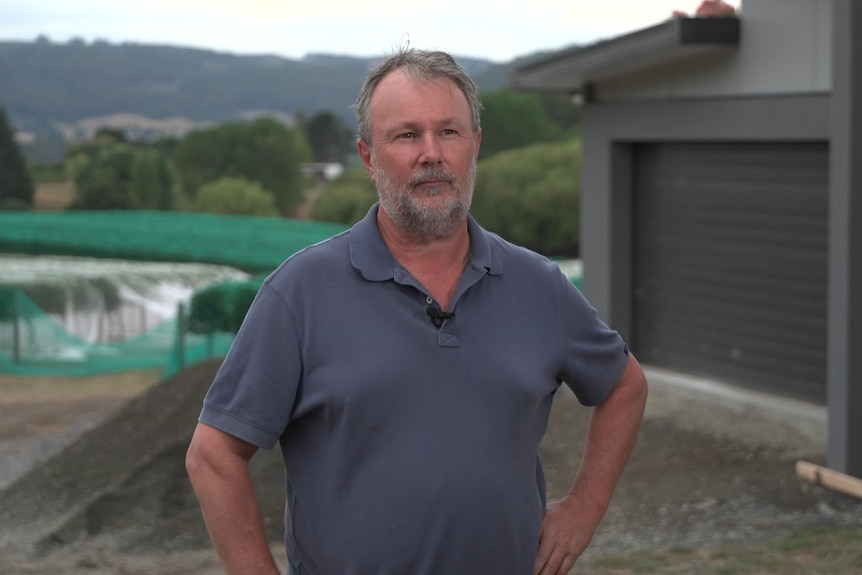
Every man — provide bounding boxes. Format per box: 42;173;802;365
186;47;648;575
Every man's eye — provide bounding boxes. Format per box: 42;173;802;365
442;129;457;135
399;132;416;139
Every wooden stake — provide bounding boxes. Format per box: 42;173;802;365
796;460;862;500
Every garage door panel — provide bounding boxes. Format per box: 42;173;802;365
640;297;827;347
649;184;826;215
638;314;827;367
633;142;828;402
641;289;826;332
647;238;825;271
644;215;827;246
639;279;825;316
642;248;827;290
640;340;824;399
637;327;827;384
639;266;826;294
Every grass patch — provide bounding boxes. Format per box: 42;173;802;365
585;526;862;574
29;164;67;184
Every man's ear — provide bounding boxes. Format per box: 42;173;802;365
474;129;482;160
357;138;374;178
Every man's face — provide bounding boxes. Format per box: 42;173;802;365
358;70;482;240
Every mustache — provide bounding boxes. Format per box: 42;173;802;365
407;167;456;188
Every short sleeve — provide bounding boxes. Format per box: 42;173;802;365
198;281;302;449
556;272;630;406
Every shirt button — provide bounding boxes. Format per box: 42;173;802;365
426;296;434;304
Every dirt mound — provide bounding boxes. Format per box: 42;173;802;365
0;359;285;559
1;362;861;572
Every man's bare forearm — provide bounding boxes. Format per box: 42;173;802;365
570;354;648;512
534;355;648;574
186;423;280;575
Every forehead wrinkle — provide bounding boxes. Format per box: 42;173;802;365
371;77;468;127
388;116;464;131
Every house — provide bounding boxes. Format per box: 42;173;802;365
512;0;861;478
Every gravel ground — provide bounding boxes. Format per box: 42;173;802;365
0;361;860;574
570;368;862;560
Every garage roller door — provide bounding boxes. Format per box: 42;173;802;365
633;143;828;402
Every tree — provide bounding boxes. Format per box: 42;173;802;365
537;93;581;135
0;107;35;209
69;142;176;210
64;131;130;185
70;143;137;209
478;91;562;160
172;117;312;216
302;111;354;164
194;177;280;217
471;139;581;257
130;148;175;210
93;127;127;143
310;168;378;224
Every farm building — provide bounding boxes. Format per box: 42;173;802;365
513;0;861;478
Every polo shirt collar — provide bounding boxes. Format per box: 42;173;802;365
349;203;503;282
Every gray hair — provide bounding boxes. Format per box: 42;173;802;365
353;47;482;146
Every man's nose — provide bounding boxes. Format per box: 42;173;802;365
417;134;443;165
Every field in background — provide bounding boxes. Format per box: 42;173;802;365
33;182;75;211
0;370;161;404
0;370;161;449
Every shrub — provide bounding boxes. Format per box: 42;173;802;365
194;177;280;217
173;118;311;216
471;139;581;258
188;280;260;335
310;168;377;225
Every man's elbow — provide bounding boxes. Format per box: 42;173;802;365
629;355;648;399
185;423;259;484
185;426;207;484
185;423;226;485
612;353;648;409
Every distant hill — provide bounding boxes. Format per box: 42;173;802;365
0;40;533;163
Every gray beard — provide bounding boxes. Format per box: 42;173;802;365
373;162;476;241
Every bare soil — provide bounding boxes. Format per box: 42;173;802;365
0;362;860;574
33;182;75;211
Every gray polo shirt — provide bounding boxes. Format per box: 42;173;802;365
200;204;629;575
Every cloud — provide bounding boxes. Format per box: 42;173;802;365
1;0;742;62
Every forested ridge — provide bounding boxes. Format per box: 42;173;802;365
0;40;521;134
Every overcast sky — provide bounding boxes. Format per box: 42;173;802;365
2;0;742;63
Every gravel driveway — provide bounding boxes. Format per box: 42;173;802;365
0;362;860;574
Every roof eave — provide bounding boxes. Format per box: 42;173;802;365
512;16;741;93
